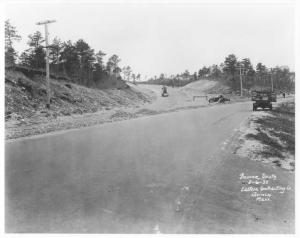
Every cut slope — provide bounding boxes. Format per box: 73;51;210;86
5;69;152;119
181;79;231;95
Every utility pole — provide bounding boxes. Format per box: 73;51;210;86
240;68;243;97
237;66;245;97
36;19;56;109
78;55;83;85
270;68;274;92
171;75;175;88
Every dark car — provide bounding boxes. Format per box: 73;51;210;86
209;95;230;103
161;86;169;97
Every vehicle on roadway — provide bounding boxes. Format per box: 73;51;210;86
208;95;230;103
251;90;276;111
161;86;169;97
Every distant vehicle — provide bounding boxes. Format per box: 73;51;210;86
208;95;230;103
161;86;169;97
251;90;276;111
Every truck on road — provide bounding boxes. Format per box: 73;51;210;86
251;90;276;111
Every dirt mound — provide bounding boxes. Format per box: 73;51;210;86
181;80;231;95
110;110;136;120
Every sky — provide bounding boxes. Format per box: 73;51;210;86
4;0;295;79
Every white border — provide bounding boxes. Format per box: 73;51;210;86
1;0;298;238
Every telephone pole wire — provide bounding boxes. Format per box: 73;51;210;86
36;19;56;109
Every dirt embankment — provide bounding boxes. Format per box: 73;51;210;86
5;69;151;117
5;69;153;139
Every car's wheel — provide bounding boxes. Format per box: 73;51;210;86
209;99;213;103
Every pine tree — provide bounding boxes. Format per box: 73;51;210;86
49;37;64;74
223;54;238;79
26;31;46;69
5;20;21;66
106;54;121;75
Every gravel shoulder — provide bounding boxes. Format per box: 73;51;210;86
234;97;295;172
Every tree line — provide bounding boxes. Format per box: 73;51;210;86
5;20;139;87
5;20;294;92
147;54;294;92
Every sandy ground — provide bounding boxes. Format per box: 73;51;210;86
235;97;295;172
136;80;236;111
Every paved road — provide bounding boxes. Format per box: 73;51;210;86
6;101;294;233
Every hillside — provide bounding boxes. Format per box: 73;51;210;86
180;79;232;95
5;68;152;125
